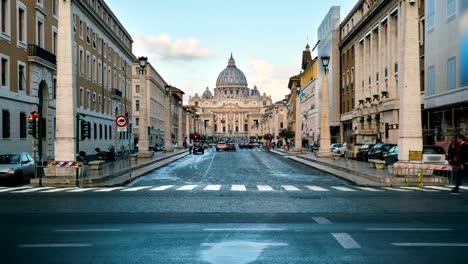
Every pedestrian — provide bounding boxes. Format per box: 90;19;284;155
451;134;467;193
189;142;193;154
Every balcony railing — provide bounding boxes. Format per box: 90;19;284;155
28;44;56;65
112;88;122;100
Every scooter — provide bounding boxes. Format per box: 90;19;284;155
95;147;117;162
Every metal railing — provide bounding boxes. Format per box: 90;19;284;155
28;44;56;65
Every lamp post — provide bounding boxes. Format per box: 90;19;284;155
164;85;173;152
318;56;331;158
293;84;303;152
137;56;152;158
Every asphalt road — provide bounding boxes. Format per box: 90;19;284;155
1;147;468;264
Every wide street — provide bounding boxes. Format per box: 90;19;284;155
1;148;468;263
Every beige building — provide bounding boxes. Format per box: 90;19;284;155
0;0;59;159
188;54;272;140
262;101;288;142
55;0;134;161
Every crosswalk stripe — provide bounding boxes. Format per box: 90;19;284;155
41;187;77;193
94;187;125;192
401;187;438;192
121;186;152;192
357;187;383;192
448;185;468;190
425;186;452;191
257;185;274;191
231;185;247;191
332;186;356;192
0;186;33;192
176;185;198;191
150;185;174;191
12;187;55;193
67;188;99;192
306;186;329;192
282;185;301;191
382;187;413;192
204;185;221;191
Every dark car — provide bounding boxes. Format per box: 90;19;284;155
226;143;236;151
192;142;205;154
368;143;397;160
0;153;35;184
356;144;375;162
153;144;165;152
383;146;399;166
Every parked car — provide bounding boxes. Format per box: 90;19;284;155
356;144;375;161
423;145;448;164
226;143;236;151
368;143;397;160
216;141;228;151
192;142;205;155
339;143;348;156
383;146;399;166
153;144;165;152
330;143;343;154
0;153;35;184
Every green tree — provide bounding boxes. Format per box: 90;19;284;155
279;128;294;139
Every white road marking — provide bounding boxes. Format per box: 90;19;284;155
305;186;329;192
150;185;174;191
400;187;438;192
40;188;77;193
203;228;285;231
332;233;361;249
18;243;92;248
357;187;383;192
176;185;198;191
425;186;452;191
448;185;468;190
121;186;152;192
231;185;247;191
392;243;468;247
12;187;55;193
55;229;122;232
332;186;356;192
366;228;452;231
0;186;33;193
94;187;125;192
382;187;413;192
67;188;99;192
204;185;222;191
257;185;274;191
282;185;301;191
201;242;288;246
312;217;332;224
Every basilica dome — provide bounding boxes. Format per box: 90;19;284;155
216;54;248;88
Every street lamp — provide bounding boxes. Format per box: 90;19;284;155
317;55;332;158
164;85;171;94
137;56;152;158
283;99;287;106
296;85;301;94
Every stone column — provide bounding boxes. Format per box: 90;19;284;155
164;93;173;152
397;1;422;162
185;111;190;144
318;68;331;158
178;104;183;147
138;68;152;158
55;1;76;161
294;89;302;152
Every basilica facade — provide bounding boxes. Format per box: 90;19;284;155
188;54;272;139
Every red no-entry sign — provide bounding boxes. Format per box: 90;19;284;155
116;115;128;127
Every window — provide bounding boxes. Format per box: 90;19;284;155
17;3;26;47
135;85;140;93
98;60;102;84
79;87;84;107
79;19;83;39
1;0;11;37
86;52;91;79
99;124;102;139
20;112;26;138
86;26;90;44
18;62;25;91
36;18;44;47
427;66;435;95
109;125;111;139
52;0;58;17
446;0;456;19
92;56;96;82
93;123;97;139
2;109;10;138
86;90;90;109
1;55;9;87
427;0;435;32
135;99;140;111
447;57;456;90
52;27;58;54
135;117;139;126
104;123;107;139
79;47;84;76
92;93;96;110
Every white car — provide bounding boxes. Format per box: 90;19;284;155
330;143;342;153
422;145;448;164
339;143;347;156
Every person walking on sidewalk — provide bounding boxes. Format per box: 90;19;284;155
451;134;467;193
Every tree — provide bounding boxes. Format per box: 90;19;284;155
279;128;295;139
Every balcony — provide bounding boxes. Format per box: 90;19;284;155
112;88;122;100
28;44;56;70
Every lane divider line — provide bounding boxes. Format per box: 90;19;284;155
332;233;361;249
312;217;332;224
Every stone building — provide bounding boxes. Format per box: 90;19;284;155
300;46;319;146
188;54;272;140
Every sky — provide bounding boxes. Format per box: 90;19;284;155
106;0;356;102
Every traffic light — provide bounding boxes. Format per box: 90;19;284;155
80;120;91;140
194;134;198;140
28;112;39;139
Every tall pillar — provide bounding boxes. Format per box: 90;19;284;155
164;94;173;152
178;104;183;147
138;67;151;158
294;88;302;152
185;111;190;144
318;68;331;158
397;1;422;162
55;1;76;161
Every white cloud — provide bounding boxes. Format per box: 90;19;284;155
247;59;296;102
132;33;211;61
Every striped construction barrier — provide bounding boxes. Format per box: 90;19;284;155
393;163;452;171
46;161;84;168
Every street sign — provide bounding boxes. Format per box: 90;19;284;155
116;115;128;128
117;126;128;132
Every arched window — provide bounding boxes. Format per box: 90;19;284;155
93;123;97;139
99;124;102;139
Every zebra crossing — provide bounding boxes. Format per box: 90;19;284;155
0;185;464;194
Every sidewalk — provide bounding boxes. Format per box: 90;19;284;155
31;149;189;187
269;148;448;187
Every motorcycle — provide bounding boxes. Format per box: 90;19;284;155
95;146;117;162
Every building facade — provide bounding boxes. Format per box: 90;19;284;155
188;54;272;140
424;0;468;142
300;46;319;146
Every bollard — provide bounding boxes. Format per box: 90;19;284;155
417;169;424;187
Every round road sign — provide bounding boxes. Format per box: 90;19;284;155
116;115;128;127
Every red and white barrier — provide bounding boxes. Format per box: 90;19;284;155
46;161;84;168
393;163;452;171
